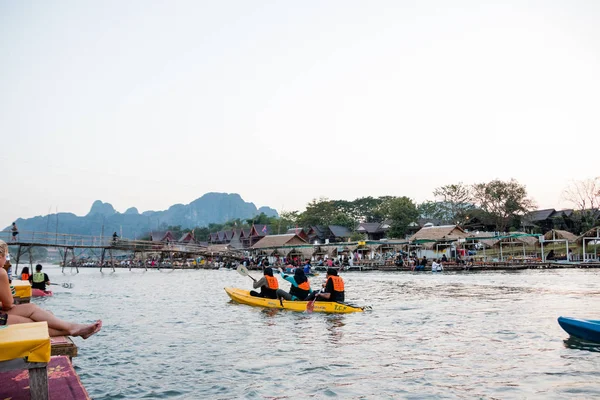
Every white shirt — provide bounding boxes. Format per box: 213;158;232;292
432;261;443;272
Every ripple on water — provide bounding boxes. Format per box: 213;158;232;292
29;266;600;399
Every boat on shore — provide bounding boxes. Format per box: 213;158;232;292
224;287;366;313
558;317;600;343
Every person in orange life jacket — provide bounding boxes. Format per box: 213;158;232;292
306;268;345;302
276;267;312;301
249;265;279;299
20;266;30;281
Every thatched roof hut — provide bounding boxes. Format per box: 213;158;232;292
576;226;600;245
207;244;233;253
543;229;578;243
465;231;499;248
409;225;467;249
494;232;539;247
251;234;307;249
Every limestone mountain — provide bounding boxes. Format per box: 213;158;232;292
9;193;278;239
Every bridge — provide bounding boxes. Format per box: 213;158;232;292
0;230;243;273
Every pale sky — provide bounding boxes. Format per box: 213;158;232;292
1;0;599;228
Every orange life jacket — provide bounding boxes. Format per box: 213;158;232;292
328;275;345;291
265;275;279;289
21;273;29;281
290;279;311;300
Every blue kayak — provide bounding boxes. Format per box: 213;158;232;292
557;317;600;343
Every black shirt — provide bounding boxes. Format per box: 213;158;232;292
324;277;345;302
29;273;50;291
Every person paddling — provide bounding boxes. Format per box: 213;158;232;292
306;268;345;302
29;264;50;291
249;264;279;299
276;267;312;301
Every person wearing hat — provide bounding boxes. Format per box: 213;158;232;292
249;263;279;299
307;268;345;302
276;267;312;301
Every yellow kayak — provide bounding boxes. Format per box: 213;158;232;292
224;287;366;313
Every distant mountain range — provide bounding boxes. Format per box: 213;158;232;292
8;193;278;238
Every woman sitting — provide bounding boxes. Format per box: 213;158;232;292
0;240;102;338
20;266;30;281
277;268;312;301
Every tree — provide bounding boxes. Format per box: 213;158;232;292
471;179;535;232
418;200;449;221
351;197;386;222
275;211;299;234
562;177;600;233
297;198;337;227
433;182;473;223
377;196;419;238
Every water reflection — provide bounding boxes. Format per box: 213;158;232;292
260;308;280;318
324;315;345;343
563;336;600;353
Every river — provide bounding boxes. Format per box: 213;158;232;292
28;265;600;399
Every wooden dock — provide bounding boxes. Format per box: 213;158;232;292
336;261;600;272
0;356;90;400
1;230;243;274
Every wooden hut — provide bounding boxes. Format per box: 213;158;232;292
178;232;195;244
285;228;309;242
229;229;244;249
493;232;540;261
356;223;387;240
577;227;600;262
409;225;468;259
251;234;310;261
248;224;271;247
410;225;467;247
251;234;307;249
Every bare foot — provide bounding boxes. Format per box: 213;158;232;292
72;320;102;339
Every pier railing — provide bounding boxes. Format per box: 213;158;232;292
0;230;210;254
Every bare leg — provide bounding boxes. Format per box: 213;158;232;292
6;303;102;339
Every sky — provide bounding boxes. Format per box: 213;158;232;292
1;0;599;228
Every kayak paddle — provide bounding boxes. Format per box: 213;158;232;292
50;283;73;289
236;265;256;282
306;297;317;313
306;289;321;313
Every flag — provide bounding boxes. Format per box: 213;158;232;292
262;225;267;233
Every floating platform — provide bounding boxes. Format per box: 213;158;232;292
0;355;90;400
51;336;78;359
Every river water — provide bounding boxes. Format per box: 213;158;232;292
29;265;600;399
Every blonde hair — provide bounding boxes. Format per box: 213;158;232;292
0;240;7;256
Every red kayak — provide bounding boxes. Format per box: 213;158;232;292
32;288;53;297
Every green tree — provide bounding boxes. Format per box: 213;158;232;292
471;179;535;232
433;182;473;223
297;198;337;227
377;196;419;238
275;211;299;234
352;196;386;222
